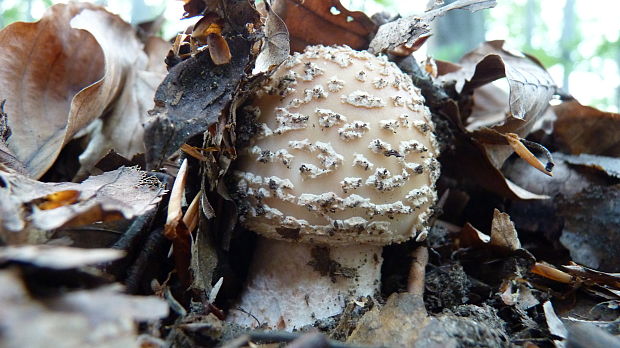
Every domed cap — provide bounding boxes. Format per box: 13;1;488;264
234;45;440;246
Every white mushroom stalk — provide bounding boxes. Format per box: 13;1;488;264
229;45;440;330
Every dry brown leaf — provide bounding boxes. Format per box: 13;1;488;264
561;264;620;289
557;185;620;272
542;301;568;342
369;0;496;54
499;280;539;310
191;14;232;65
207;33;233;65
504;154;620;272
0;166;165;244
504;155;595;198
164;159;193;288
144;36;252;168
0;3;167;179
457;222;491;249
182;0;207;18
183;0;260;33
0;3;105;178
442;132;550;200
441;41;556;170
555;153;620;179
273;0;377;52
253;0;290;74
144;37;171;75
72;10;169;178
0;268;168;348
553;100;620;157
438;41;557;200
0;245;124;269
489;209;521;252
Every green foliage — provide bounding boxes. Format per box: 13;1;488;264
372;0;394;6
1;5;27;27
432;43;469;63
523;47;562;68
596;38;619;58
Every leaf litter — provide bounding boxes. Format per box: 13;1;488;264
0;0;620;347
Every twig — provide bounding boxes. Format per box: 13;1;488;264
123;227;169;293
224;330;378;348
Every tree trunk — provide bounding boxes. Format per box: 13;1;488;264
560;0;576;92
430;0;486;61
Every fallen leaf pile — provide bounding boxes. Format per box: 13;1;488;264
0;246;168;348
0;2;168;179
0;0;619;347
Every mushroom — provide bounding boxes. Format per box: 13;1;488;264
229;45;440;330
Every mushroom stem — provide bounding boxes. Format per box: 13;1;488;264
229;237;383;330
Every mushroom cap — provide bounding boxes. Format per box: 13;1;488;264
234;45;440;246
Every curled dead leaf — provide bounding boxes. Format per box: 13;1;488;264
553;100;620;157
273;0;377;52
369;0;497;54
489;209;521;252
253;0;290;74
0;245;124;269
0;267;168;347
72;9;169;178
443;41;556;165
439;41;557;200
207;33;232;65
144;36;252;169
0;3;168;179
0;166;165;245
0;3;105;178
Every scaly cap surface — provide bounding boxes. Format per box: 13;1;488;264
234;45;440;246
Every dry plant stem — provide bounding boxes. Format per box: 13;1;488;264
407;245;428;295
166;159;188;227
229;237;382;330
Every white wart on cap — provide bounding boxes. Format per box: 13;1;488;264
234;45;440;245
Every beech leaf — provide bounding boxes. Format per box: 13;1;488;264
273;0;377;52
369;0;496;54
0;166;165;244
0;245;124;269
448;40;556;131
489;209;521;252
553;100;620;157
70;10;168;178
253;0;290;74
144;36;252;168
0;3;105;178
0;3;167;179
0;268;168;347
439;41;557;198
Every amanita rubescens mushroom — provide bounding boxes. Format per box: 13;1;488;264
230;45;440;329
